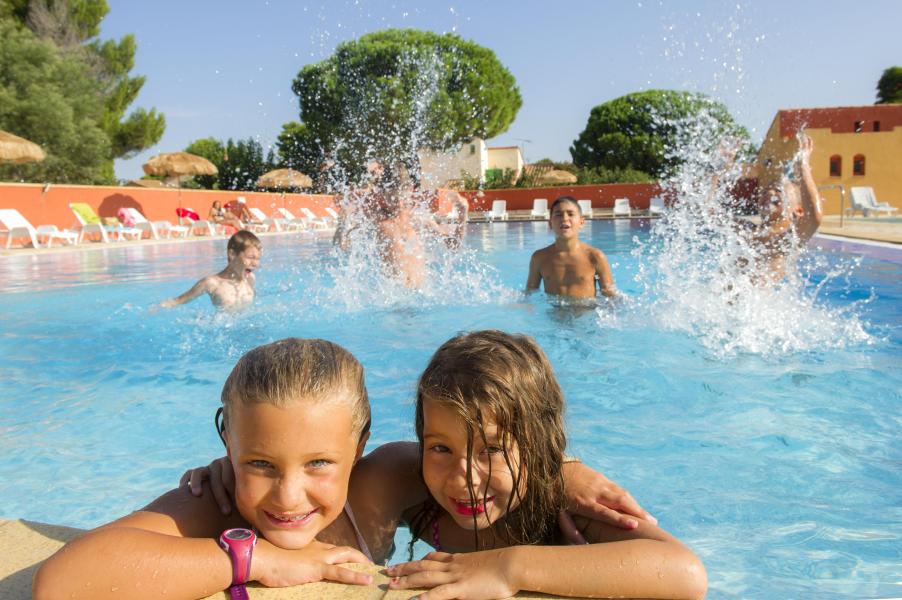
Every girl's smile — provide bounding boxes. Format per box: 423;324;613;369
421;399;524;531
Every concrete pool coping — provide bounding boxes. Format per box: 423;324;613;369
0;518;594;599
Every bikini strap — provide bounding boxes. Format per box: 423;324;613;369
343;501;374;562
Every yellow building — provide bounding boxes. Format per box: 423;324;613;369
756;105;902;215
486;145;524;182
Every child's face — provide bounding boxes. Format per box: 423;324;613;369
225;398;364;549
550;202;584;238
228;246;262;278
421;398;524;531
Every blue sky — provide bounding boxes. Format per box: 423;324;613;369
102;0;901;181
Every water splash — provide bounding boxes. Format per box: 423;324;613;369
630;109;873;358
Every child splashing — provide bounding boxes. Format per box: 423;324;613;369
388;330;707;599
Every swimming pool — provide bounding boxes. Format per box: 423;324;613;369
1;220;899;599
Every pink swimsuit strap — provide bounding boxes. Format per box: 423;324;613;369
431;514;442;551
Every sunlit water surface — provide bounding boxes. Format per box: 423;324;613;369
1;221;899;599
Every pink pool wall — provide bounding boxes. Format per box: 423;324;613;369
0;183;336;230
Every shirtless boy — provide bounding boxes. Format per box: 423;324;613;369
159;230;261;311
526;196;617;298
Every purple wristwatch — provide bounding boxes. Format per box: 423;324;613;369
218;528;257;600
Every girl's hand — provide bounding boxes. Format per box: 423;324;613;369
387;550;518;600
177;456;235;515
561;461;656;534
254;539;374;588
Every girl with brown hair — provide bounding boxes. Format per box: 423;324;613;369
387;330;707;599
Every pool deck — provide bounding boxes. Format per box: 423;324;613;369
2;212;900;258
0;518;598;599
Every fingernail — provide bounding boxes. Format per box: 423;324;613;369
391;576;399;584
648;514;658;525
627;519;639;529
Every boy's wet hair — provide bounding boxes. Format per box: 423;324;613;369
550;195;580;213
219;338;371;440
411;330;566;551
227;230;262;256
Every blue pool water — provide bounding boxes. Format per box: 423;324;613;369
1;220;899;599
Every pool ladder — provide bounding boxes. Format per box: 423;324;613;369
818;184;846;227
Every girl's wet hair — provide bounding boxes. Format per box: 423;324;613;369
217;338;371;442
410;330;567;553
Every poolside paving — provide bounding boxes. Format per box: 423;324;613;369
0;518;594;599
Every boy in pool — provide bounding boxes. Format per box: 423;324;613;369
158;230;261;311
35;337;650;599
526;195;618;298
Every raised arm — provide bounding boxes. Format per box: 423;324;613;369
159;277;212;308
793;134;822;244
525;252;542;293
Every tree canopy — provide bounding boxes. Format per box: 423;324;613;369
291;28;521;174
876;66;902;104
184;137;275;191
0;19;110;183
0;0;164;182
570;90;751;180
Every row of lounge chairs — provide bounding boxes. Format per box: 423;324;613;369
485;197;665;221
0;204;337;250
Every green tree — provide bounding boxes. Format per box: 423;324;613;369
5;0;165;180
0;20;111;183
184;137;226;189
292;28;521;175
876;66;902;104
217;138;273;191
570;90;751;180
276;121;321;175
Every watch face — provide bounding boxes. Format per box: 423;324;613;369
225;528;254;541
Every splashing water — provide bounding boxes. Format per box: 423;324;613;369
630;108;873;358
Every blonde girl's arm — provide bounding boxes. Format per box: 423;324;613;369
387;518;707;600
33;486;372;600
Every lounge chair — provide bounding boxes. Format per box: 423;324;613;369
488;200;508;221
613;198;632;218
577;199;593;218
849;187;898;217
247;207;278;233
325;207;340;223
273;208;311;232
70;202;142;243
649;197;665;216
530;198;549;220
0;209;79;249
300;207;331;230
120;207;188;240
177;207;224;237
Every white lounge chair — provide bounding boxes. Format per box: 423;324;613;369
324;207;340;225
70;202;142;243
648;197;665;216
300;207;331;230
248;207;279;233
270;208;308;232
0;209;79;249
577;199;593;218
121;207;188;240
613;198;632;217
530;198;549;220
488;200;508;221
849;187;898;217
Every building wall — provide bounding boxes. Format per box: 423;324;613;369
0;182;335;231
418;138;487;187
757;106;902;215
486;146;524;181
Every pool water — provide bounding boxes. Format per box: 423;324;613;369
1;220;899;599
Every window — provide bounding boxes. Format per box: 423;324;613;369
854;121;864;133
853;154;865;176
874;121;881;132
829;155;842;177
470;144;476;155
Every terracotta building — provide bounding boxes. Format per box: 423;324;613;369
755;104;902;215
